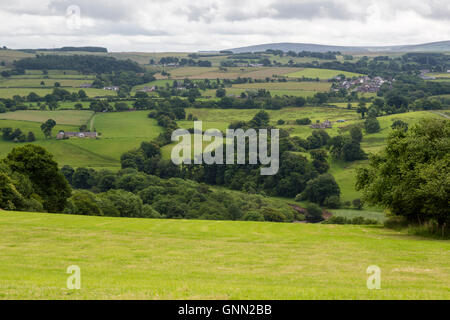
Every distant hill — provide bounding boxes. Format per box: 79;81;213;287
228;41;450;53
17;47;108;53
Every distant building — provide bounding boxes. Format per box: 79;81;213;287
57;131;98;140
79;83;92;88
103;86;120;91
139;86;156;93
310;120;332;129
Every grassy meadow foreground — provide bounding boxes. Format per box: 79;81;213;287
0;211;449;300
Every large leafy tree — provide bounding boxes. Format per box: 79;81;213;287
3;145;71;212
356;119;449;229
40;119;56;139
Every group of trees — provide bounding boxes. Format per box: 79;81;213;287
357;119;449;233
1;127;35;143
61;165;301;222
14;55;144;74
329;127;367;162
0;145;71;212
120;111;341;206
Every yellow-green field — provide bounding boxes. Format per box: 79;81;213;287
0;211;448;299
0;87;116;99
285;68;363;80
162;67;303;80
0;111;162;170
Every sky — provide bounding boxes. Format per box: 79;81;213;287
0;0;449;52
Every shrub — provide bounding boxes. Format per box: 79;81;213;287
296;118;312;125
324;216;378;225
384;216;409;230
305;203;323;222
364;117;380;133
277;119;285;125
352;198;363;210
262;208;287;222
243;211;265;222
324;195;341;209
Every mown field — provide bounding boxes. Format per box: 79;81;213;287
285;68;362;80
0;211;448;299
0;110;162;170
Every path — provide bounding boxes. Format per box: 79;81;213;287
89;113;97;131
430;111;450;119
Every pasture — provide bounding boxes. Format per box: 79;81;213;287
0;211;448;299
162;67;303;80
285;68;363;80
0;110;162;170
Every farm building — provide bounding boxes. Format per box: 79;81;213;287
311;120;332;129
57;131;98;139
103;86;120;91
79;83;92;88
139;86;156;93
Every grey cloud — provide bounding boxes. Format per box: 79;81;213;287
178;3;218;23
48;0;135;21
270;0;357;20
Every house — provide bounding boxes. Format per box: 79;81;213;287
57;131;98;140
310;120;332;129
139;86;156;93
103;86;120;91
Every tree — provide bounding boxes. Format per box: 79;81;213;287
356;119;449;231
27;131;36;142
40;119;56;138
72;167;97;189
99;189;144;218
364;117;380;134
216;88;226;98
391;120;408;132
357;102;368;119
350;127;363;143
305;203;324;223
299;174;340;205
3;145;71;212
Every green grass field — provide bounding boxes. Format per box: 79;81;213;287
0;87;116;98
0;211;448;299
285;68;363;80
0;110;162;170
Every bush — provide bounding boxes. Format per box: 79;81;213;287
324;216;378;225
352;199;363;210
384;216;409;230
277;119;285;125
262;208;286;222
296;118;312;125
324;195;340;209
305;203;323;222
243;211;265;222
364;117;380;133
300;174;340;205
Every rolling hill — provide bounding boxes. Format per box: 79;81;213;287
228;41;450;53
1;211;449;299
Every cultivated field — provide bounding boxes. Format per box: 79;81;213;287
162;67;304;80
285;68;363;80
0;211;448;299
0;110;162;170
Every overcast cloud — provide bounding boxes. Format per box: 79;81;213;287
0;0;449;52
